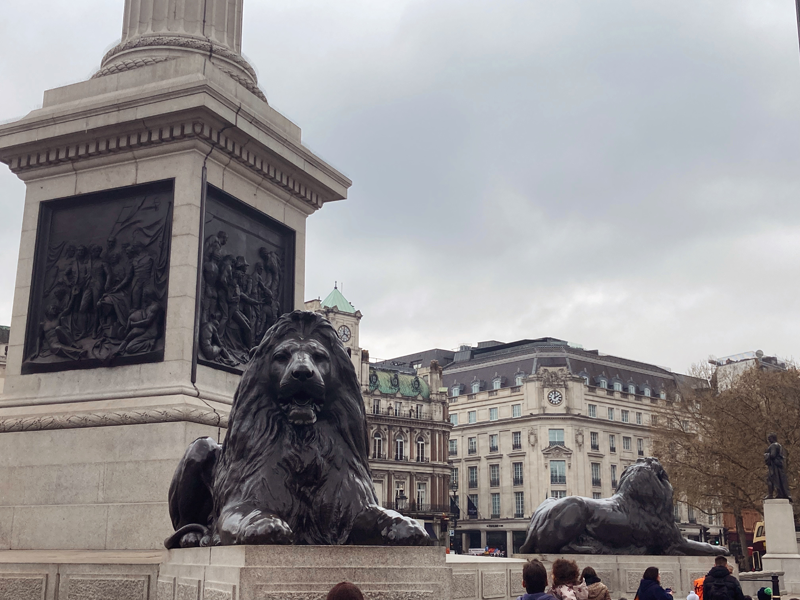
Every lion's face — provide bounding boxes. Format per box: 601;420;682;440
616;457;674;510
268;336;332;425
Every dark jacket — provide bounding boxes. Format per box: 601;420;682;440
636;578;673;600
703;566;745;600
587;581;612;600
518;593;560;600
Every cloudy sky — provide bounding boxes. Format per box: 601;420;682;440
2;0;800;373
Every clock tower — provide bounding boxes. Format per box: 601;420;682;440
304;284;363;379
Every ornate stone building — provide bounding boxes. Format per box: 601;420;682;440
305;289;453;539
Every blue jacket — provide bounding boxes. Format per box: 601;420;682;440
636;579;673;600
518;593;560;600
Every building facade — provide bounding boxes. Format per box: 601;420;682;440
439;337;712;555
305;288;453;540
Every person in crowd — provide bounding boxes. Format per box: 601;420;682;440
550;558;589;600
636;567;673;600
688;593;700;600
326;582;364;600
756;588;771;600
703;556;744;600
582;567;611;600
517;559;559;600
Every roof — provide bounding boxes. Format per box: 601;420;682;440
368;367;431;399
374;348;456;371
320;287;356;314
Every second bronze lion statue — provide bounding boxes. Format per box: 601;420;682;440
520;457;728;555
165;310;432;548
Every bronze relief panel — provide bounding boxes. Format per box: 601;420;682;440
197;185;295;373
23;180;174;374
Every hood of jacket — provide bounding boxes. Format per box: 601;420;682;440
587;582;608;600
707;567;731;580
638;579;662;596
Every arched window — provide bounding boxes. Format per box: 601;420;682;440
373;432;383;459
613;381;622;392
492;377;502;390
451;385;460;398
395;435;406;461
471;380;481;394
628;383;636;394
643;387;651;397
659;390;667;400
598;378;608;389
416;437;426;462
515;373;525;386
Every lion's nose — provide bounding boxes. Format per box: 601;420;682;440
291;362;314;381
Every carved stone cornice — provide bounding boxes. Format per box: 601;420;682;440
2;120;325;210
541;444;573;458
0;406;227;433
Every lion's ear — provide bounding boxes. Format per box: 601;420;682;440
346;347;352;358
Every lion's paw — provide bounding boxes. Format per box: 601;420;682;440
235;511;294;545
381;515;434;546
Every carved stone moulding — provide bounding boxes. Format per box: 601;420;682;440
196;185;295;373
22;179;174;374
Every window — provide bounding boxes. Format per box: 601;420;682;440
417;482;427;507
394;402;401;416
644;387;651;397
708;511;716;526
607;408;614;421
468;494;478;516
591;463;601;486
373;432;383;458
489;434;499;453
613;381;623;392
550;460;566;485
512;431;522;450
514;492;525;517
590;432;599;451
674;504;681;522
490;464;500;487
451;468;459;487
468;411;477;424
551;490;567;499
489;408;498;421
688;506;695;523
471;381;481;394
548;429;565;446
611;464;618;488
628;383;636;395
395;435;405;460
416;437;426;462
622;410;629;423
623;436;631;451
449;439;458;456
651;415;658;426
450;414;458;425
592;492;601;500
636;412;642;425
372;399;380;414
491;493;501;517
660;390;667;400
583;375;590;385
512;404;522;418
637;438;644;456
492;378;502;390
609;434;616;453
588;404;597;418
515;374;524;386
468;466;478;488
411;361;422;370
468;437;477;454
513;462;524;486
416;404;422;419
599;378;608;389
451;385;460;397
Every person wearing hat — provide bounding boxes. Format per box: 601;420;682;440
756;588;772;600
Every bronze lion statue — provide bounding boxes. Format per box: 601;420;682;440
519;457;728;555
165;310;433;547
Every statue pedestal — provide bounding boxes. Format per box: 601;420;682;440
159;546;452;600
762;499;800;593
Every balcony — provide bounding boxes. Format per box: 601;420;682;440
550;475;566;485
609;446;616;453
592;478;602;487
490;478;500;487
512;442;522;450
394;454;407;461
514;512;524;519
513;477;524;486
611;480;618;489
468;481;478;489
415;456;430;463
468;448;477;455
371;452;387;460
491;513;500;519
489;445;499;453
689;516;697;524
449;449;458;456
394;502;451;516
511;385;522;392
590;444;599;451
489;390;498;397
374;407;433;421
468;394;477;400
638;450;644;457
548;441;565;448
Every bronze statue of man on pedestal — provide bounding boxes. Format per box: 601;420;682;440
765;433;792;502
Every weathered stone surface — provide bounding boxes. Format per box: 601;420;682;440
157;578;175;600
0;575;46;600
176;578;201;600
452;572;477;599
202;586;233;600
481;571;507;599
64;576;148;600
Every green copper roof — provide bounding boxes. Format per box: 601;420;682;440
321;287;356;314
368;368;430;399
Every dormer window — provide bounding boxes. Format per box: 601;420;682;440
492;377;502;390
659;390;667;400
411;361;422;370
578;371;590;385
598;378;608;389
472;381;481;394
451;385;460;398
643;387;651;397
628;383;636;394
515;372;525;386
613;381;623;392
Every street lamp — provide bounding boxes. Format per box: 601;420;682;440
450;480;459;551
395;489;408;512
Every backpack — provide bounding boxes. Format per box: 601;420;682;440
694;578;705;600
707;578;735;600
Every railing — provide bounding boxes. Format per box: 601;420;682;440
415;456;430;463
372;452;387;460
394;454;407;461
514;512;524;519
513;477;524;486
490;478;500;487
489;445;498;453
606;389;614;396
373;407;433;421
468;394;477;400
491;513;500;519
549;441;565;447
609;446;616;453
512;442;522;450
449;449;458;456
511;386;522;393
394;502;452;515
590;444;599;451
638;450;644;456
550;475;566;485
688;516;697;524
468;448;477;455
611;480;618;489
592;478;602;487
468;481;478;489
489;390;498;397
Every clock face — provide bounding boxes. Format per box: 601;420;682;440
547;390;563;406
337;325;352;342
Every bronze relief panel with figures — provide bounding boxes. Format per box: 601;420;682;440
197;185;295;373
23;180;174;374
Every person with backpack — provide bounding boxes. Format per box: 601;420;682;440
703;556;744;600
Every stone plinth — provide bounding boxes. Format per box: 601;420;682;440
762;499;800;593
513;554;722;598
159;545;452;600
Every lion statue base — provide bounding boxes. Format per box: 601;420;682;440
165;310;433;548
519;457;728;556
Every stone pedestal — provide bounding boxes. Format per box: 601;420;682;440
0;0;350;551
762;499;800;593
159;546;452;600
